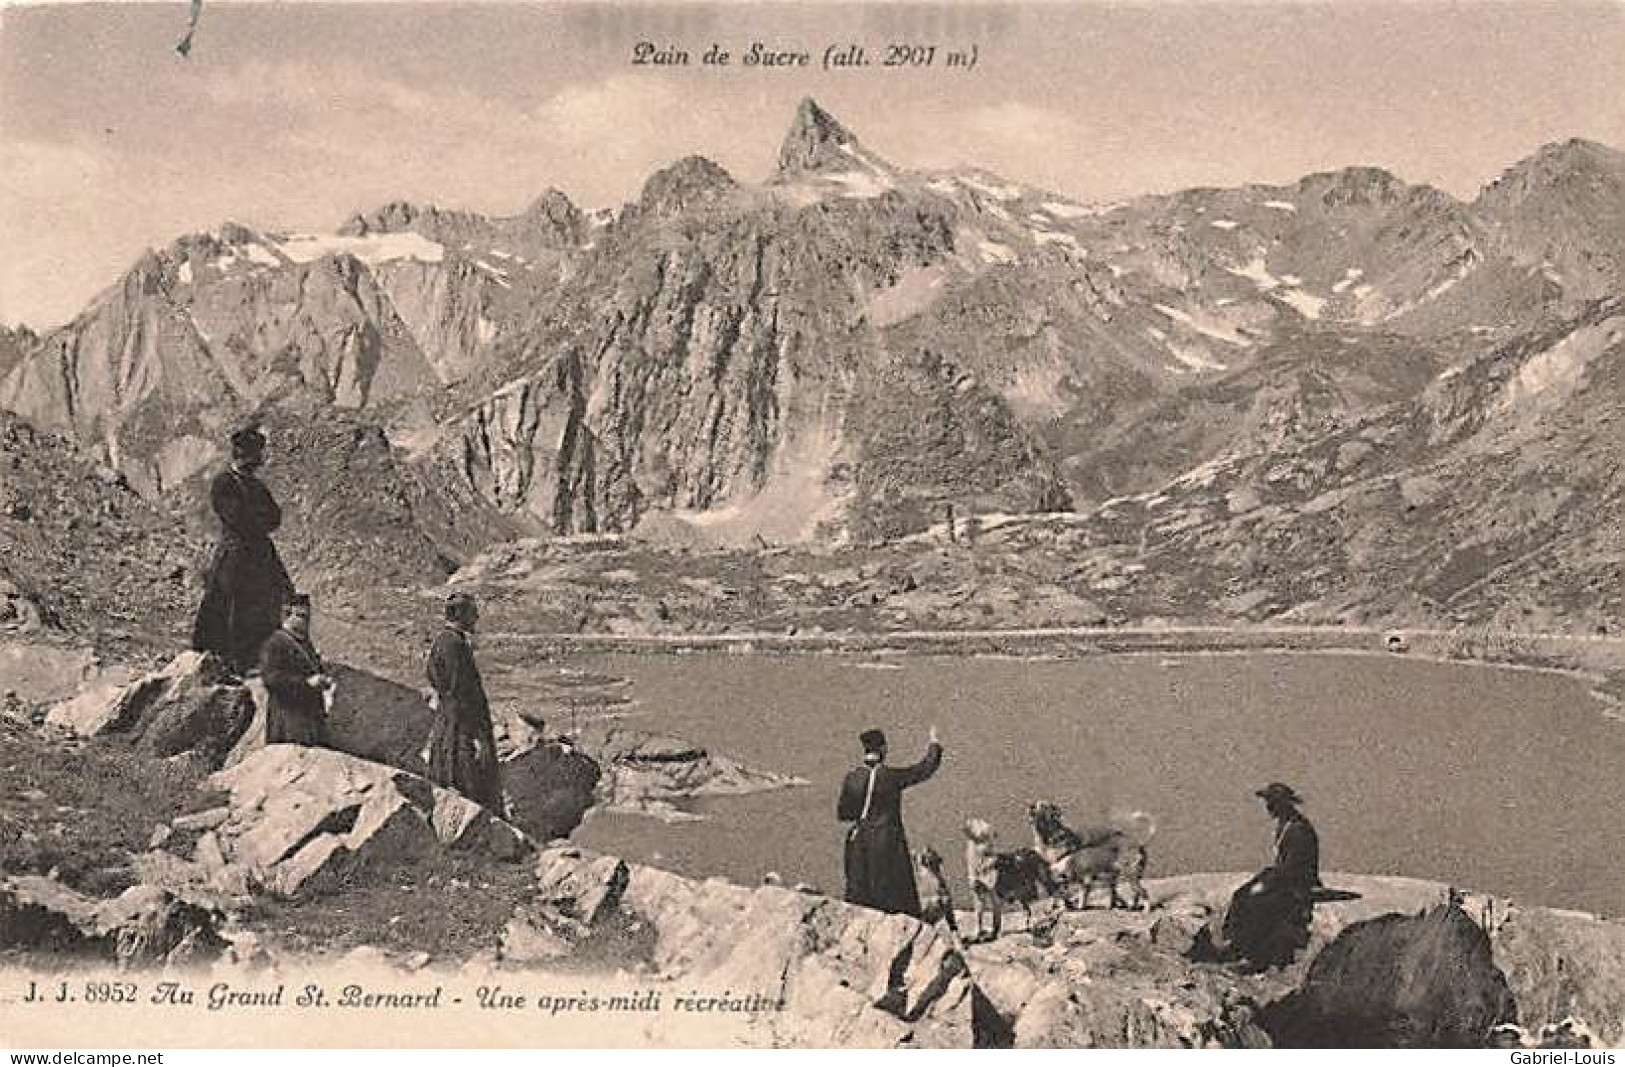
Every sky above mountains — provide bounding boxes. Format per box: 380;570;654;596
3;1;1623;330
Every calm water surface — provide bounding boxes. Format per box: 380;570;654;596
507;651;1622;916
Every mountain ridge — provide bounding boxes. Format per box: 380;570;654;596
1;101;1618;632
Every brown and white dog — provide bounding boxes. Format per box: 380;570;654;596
1028;801;1156;911
963;817;1061;942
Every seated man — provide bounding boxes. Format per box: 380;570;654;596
259;593;334;747
1221;782;1320;971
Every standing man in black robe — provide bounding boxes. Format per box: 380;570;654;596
838;726;943;917
191;426;294;676
1222;781;1321;970
259;592;333;747
424;592;503;810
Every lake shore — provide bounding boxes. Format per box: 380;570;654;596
475;623;1623;712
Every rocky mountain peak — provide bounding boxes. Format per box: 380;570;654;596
338;201;425;237
521;188;587;244
1297;166;1411;209
635;155;738;219
1478;138;1625;203
775;97;883;176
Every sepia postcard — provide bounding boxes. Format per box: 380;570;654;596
1;0;1622;1051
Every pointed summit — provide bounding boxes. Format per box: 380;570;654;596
775;98;886;176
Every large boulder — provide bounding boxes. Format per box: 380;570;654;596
575;723;805;820
45;650;252;765
967;904;1280;1048
4;640;133;711
0;875;227;965
225;662;435;775
1262;903;1517;1047
501;743;601;841
204;746;529;897
506;845;976;1047
1492;904;1625;1048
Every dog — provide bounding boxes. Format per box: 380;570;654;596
1029;801;1155;911
917;846;960;936
963;817;1061;942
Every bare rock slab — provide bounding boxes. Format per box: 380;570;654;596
45;650;252;765
0;875;227;965
506;845;974;1047
206;746;529;897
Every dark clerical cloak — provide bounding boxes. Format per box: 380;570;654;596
191;469;294;675
1224;813;1321;967
838;743;943;917
424;626;502;810
259;628;329;748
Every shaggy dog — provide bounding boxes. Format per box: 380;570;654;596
917;846;960;935
1028;801;1155;911
963;817;1060;942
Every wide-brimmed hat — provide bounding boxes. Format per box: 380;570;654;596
1255;782;1304;806
229;425;266;460
859;728;887;755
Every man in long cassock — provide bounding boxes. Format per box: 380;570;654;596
191;426;294;676
1222;781;1321;971
424;592;503;810
838;726;943;917
258;592;333;747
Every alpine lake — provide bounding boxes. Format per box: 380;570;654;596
492;649;1623;917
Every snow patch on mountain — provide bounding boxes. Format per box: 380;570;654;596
960;175;1024;202
867;265;947;327
244;243;282;268
1331;267;1365;294
1164;341;1228;373
1032;229;1083;253
1495;313;1623;415
1154;303;1251;346
1209;219;1239;231
824;169;896;199
1278;289;1328;319
1039;201;1090;219
274;231;446;266
978;240;1018;265
1263;200;1298;212
1228;257;1281;291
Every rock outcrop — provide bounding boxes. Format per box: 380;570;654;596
225;660;438;776
1262;903;1517;1047
199;746;529;897
505;846;977;1047
0;875;227;966
575;723;806;821
45;650;253;766
498;855;1625;1049
500;742;602;841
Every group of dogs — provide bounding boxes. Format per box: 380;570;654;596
921;801;1158;944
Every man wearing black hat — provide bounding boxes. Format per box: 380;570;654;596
1222;782;1321;970
259;593;333;747
191;426;295;675
837;725;943;917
